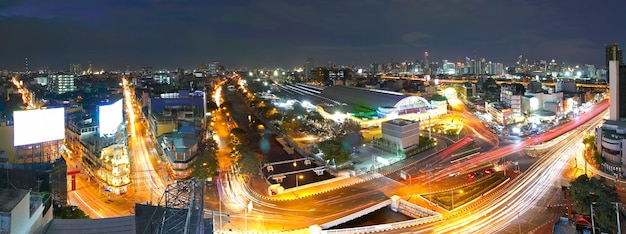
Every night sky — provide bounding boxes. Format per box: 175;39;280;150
1;0;625;71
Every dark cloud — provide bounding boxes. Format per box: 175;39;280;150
0;0;625;71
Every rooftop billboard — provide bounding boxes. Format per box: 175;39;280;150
99;99;123;137
13;108;65;146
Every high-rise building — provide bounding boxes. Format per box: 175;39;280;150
304;58;315;79
596;44;626;174
606;43;623;68
49;73;76;94
608;60;626;121
424;51;429;75
69;64;82;75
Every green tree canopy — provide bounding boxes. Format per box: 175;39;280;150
230;127;247;140
206;101;219;113
570;174;619;232
583;134;595;147
236;144;262;175
316;140;351;166
53;202;90;219
308;111;324;122
291;103;307;117
190;138;219;180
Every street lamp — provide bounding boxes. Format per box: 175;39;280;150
296;174;303;188
451;189;454;210
451;189;462;210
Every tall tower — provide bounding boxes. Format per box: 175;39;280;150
25;57;29;73
606;44;623;69
424;51;429;75
609;60;626;121
304;58;315;80
87;60;93;74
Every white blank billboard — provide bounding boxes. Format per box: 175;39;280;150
14;108;65;146
99;99;123;137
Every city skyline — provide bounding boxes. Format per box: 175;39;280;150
1;0;625;71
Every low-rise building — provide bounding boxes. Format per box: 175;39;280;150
521;91;563;119
485;102;513;125
0;188;53;234
595;120;626;174
379;119;420;151
158;132;198;179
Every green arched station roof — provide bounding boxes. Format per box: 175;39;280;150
318;86;430;113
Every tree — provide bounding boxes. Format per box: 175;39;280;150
206;101;219;113
267;112;282;122
230;127;247;140
53;202;90;219
583;134;595;147
583;134;604;166
292;103;307;117
570;174;619;232
316;140;351;166
190;138;219;180
221;101;233;111
341;120;361;135
308;111;324;122
236;144;261;175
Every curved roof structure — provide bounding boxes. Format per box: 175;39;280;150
319;86;430;113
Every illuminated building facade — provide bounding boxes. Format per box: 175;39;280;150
500;83;524;118
318;85;432;119
521;92;563;116
49;73;76;94
485;102;512;125
96;144;130;195
148;90;207;137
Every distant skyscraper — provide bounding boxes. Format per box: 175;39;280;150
424;51;429;74
69;64;82;75
304;58;315;79
208;62;218;75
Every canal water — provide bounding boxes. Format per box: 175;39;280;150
328;207;413;229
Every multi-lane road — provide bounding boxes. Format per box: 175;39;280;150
212;84;609;232
69;77;611;233
123;78;167;206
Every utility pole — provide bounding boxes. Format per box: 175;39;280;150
428;115;432;139
502;156;507;177
591;202;597;234
409;174;412;197
612;202;622;234
451;190;454;210
427;164;432;202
